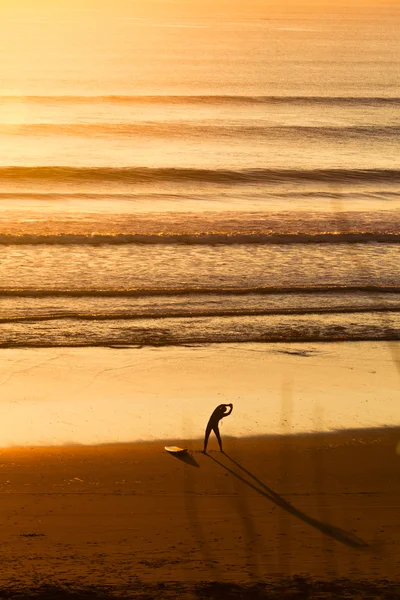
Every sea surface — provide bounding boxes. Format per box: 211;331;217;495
0;2;399;348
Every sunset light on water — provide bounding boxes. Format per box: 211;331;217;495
0;1;399;597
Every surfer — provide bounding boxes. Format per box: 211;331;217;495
203;403;233;453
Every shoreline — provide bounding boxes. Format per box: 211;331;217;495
0;334;400;348
0;336;400;350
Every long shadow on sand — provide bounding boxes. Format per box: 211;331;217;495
206;452;368;549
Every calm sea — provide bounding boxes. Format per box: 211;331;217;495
0;3;399;347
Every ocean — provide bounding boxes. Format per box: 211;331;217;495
0;2;399;349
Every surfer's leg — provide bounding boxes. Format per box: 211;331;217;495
214;425;223;452
203;423;212;452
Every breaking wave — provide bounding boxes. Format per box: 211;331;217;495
1;166;400;185
0;232;399;245
2;123;399;139
0;285;399;298
2;94;400;106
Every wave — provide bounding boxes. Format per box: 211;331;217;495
0;306;398;324
1;319;399;348
2;123;400;139
2;332;399;348
0;286;399;298
2;94;400;106
1;166;400;186
2;334;399;348
0;232;399;245
1;190;399;201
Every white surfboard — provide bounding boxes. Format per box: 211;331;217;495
165;446;187;454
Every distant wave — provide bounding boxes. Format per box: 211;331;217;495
1;166;400;185
0;232;399;245
2;94;400;106
0;286;399;298
0;306;398;324
1;190;399;201
2;123;399;139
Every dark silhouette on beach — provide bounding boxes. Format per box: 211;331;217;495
203;403;233;453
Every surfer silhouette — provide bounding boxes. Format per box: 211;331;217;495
203;403;233;453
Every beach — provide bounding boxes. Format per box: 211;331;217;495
0;342;399;597
1;428;400;596
1;1;399;596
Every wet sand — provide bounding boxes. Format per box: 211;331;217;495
0;341;399;446
1;427;400;595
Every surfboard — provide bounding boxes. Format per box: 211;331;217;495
165;446;187;454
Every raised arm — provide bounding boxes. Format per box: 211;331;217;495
223;403;233;417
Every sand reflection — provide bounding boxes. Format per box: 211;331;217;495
0;342;398;447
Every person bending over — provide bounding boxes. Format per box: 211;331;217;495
203;403;233;453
